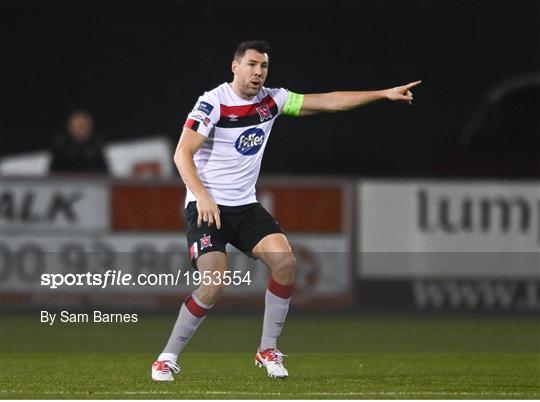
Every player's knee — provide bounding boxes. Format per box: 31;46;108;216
208;281;226;298
196;281;225;305
270;252;296;283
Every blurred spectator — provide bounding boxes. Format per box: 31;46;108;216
50;110;108;174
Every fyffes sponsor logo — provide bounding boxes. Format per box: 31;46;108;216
235;128;265;155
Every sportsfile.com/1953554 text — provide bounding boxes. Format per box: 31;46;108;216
40;269;252;289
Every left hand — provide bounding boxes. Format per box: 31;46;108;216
386;80;422;105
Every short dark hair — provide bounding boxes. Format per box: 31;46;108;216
233;40;270;60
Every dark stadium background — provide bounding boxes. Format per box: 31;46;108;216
3;0;539;177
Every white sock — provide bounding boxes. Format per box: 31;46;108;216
159;293;210;361
260;288;290;350
157;352;177;364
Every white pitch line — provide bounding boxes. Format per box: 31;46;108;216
1;389;538;397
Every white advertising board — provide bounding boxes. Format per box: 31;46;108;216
0;180;109;233
0;151;51;176
358;181;540;278
105;137;174;178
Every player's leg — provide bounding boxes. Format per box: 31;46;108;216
252;233;295;378
152;251;228;381
253;233;295;346
160;252;227;356
253;232;295;285
152;201;231;381
230;203;294;378
162;252;228;355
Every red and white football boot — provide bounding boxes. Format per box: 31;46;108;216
255;348;289;379
151;360;180;381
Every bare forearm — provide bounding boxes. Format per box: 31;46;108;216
174;151;210;200
300;81;421;115
301;90;389;114
323;90;388;112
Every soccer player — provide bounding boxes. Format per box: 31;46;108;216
152;40;420;381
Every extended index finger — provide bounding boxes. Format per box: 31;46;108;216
405;80;422;89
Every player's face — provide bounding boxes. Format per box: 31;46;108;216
232;49;269;98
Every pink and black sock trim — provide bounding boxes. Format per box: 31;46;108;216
267;278;294;299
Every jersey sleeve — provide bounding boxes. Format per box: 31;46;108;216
184;92;220;137
266;88;290;116
268;88;304;117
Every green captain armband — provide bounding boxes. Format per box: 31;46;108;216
282;92;304;117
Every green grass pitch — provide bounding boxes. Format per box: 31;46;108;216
1;315;539;399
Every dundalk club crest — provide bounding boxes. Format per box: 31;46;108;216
200;234;213;250
256;104;272;121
